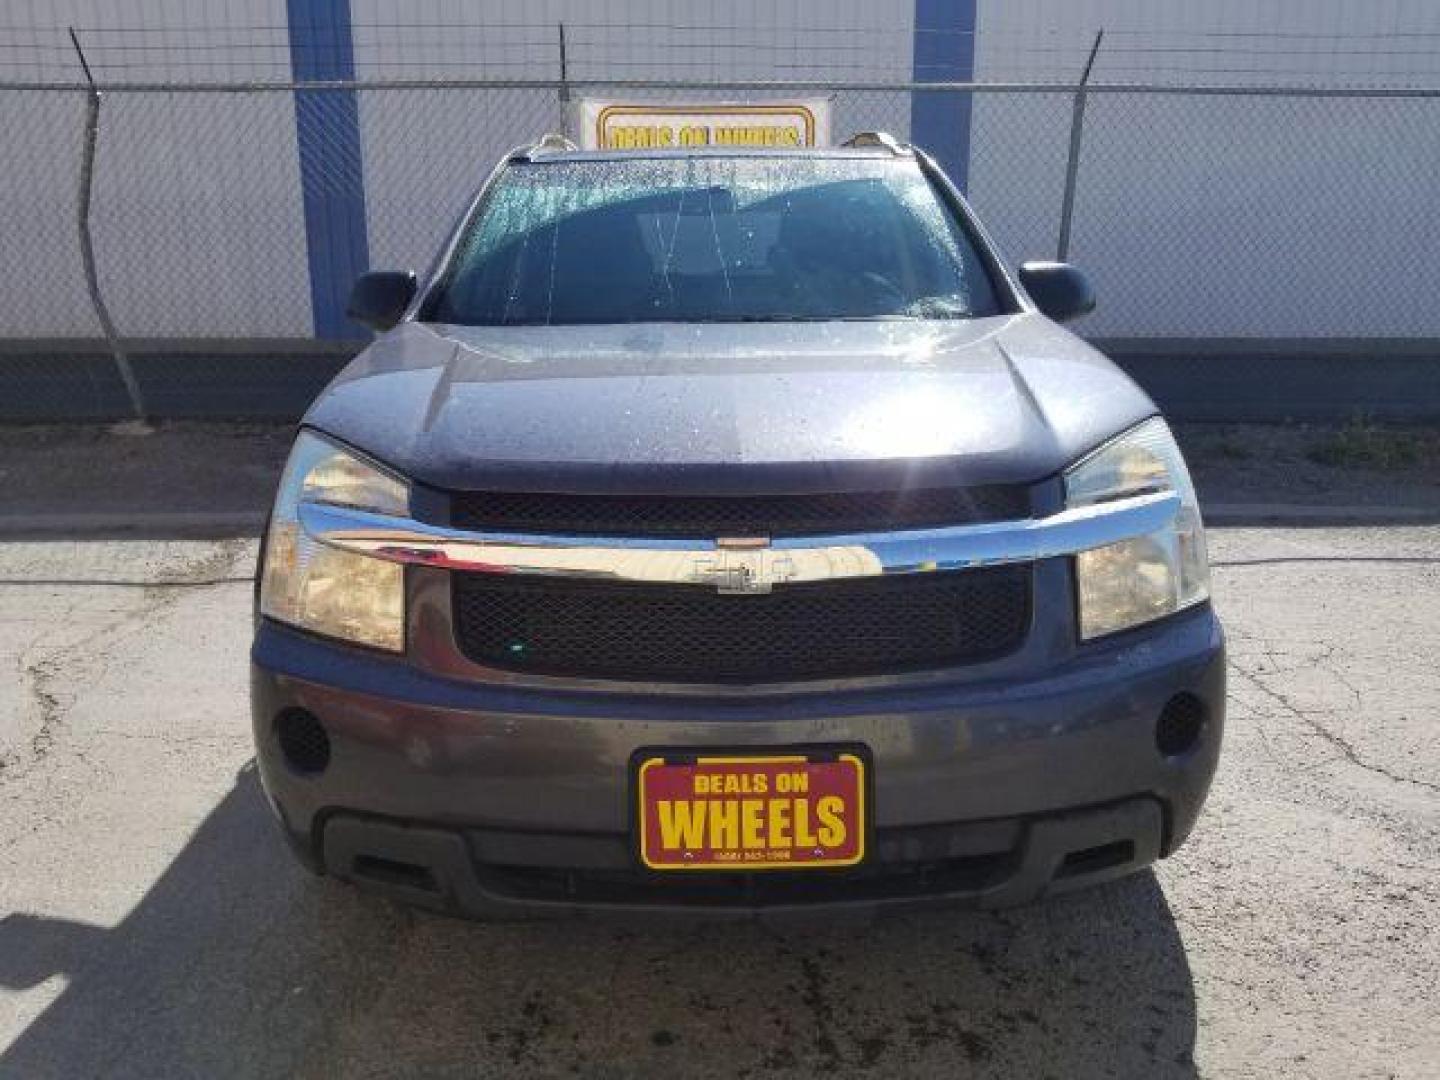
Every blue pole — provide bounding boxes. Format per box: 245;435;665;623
287;0;370;339
911;0;977;193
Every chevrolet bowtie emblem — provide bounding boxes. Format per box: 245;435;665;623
694;537;793;594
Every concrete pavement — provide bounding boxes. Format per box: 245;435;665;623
0;526;1437;1078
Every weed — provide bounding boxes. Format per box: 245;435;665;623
1209;438;1253;461
1306;416;1427;470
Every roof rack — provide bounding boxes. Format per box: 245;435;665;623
840;131;910;156
517;132;579;159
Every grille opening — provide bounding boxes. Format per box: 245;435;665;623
452;566;1031;683
351;855;439;894
449;485;1032;538
275;709;330;775
480;853;1016;907
1156;693;1207;757
1057;840;1135;879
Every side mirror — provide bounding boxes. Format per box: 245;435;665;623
1017;261;1095;324
347;271;417;332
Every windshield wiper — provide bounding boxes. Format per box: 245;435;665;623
683;314;825;323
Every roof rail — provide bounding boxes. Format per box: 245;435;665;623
840;131;910;156
517;132;579;159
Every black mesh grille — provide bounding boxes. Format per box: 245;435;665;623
452;568;1031;683
449;486;1031;537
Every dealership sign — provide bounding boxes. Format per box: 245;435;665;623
577;98;831;151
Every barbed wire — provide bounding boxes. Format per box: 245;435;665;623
7;20;1440;78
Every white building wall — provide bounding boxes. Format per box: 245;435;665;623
0;0;311;338
969;0;1440;337
975;0;1440;88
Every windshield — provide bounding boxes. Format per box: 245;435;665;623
424;156;1003;325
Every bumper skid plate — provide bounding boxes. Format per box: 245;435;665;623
317;797;1164;918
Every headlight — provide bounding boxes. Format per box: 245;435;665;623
1066;417;1209;639
260;432;409;651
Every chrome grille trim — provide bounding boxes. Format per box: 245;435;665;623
297;489;1180;586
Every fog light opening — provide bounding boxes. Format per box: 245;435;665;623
275;708;331;775
1156;693;1206;758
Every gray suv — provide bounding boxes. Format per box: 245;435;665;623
251;134;1223;916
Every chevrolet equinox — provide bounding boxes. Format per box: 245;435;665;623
251;133;1224;916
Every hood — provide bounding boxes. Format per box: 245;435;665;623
304;316;1155;494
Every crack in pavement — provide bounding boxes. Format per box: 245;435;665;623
1;539;248;784
1226;653;1440;795
22;658;62;762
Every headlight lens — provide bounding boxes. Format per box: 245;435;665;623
260;432;409;652
1067;417;1209;639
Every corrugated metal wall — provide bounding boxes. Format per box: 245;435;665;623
2;0;309;338
969;0;1440;339
6;0;1440;343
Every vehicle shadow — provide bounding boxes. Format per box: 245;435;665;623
0;766;1198;1079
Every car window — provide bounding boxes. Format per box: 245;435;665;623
425;156;1003;325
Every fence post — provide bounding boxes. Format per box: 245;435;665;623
557;22;572;138
70;28;147;424
1056;29;1104;262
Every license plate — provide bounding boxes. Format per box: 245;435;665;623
635;751;866;871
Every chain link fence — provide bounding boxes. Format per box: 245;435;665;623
4;76;1440;419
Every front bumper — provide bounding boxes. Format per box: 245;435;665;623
250;571;1225;917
